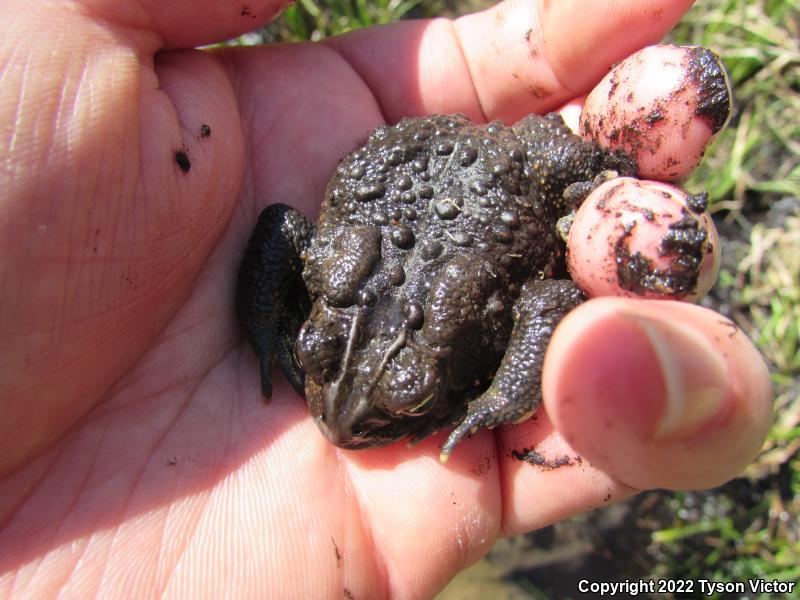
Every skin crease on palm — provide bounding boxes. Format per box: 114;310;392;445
0;0;774;597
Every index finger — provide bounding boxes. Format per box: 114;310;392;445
326;0;695;122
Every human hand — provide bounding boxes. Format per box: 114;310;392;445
0;0;772;597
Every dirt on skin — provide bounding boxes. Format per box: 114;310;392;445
614;190;709;297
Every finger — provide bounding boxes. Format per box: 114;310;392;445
566;177;720;301
581;45;733;180
337;435;502;599
36;0;291;49
496;411;638;536
327;0;694;122
136;0;290;48
542;298;773;491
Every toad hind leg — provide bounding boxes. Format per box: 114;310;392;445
440;279;585;461
235;203;315;399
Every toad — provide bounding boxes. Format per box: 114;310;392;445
236;112;636;458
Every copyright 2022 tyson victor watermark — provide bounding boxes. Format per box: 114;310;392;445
578;578;796;596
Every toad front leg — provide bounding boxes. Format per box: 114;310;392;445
236;204;315;398
440;279;585;460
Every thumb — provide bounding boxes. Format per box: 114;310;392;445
543;298;773;490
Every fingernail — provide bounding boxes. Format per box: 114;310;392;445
634;314;728;440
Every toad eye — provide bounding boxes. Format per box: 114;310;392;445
377;347;443;416
295;315;343;385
